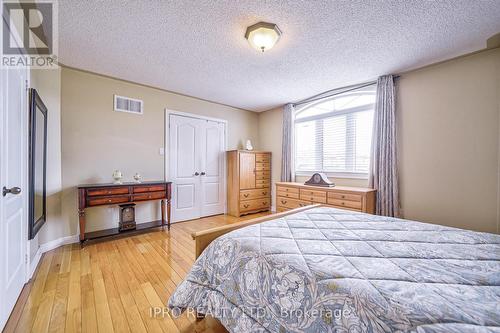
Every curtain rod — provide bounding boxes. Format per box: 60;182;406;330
292;75;400;108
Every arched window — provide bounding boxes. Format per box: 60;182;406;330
294;85;376;177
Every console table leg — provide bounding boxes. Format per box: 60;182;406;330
167;199;171;230
78;209;86;242
161;199;165;226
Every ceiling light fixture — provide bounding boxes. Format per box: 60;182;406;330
245;22;282;53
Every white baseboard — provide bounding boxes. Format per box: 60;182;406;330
40;234;79;253
28;234;79;279
29;248;42;279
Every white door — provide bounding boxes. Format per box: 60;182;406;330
168;113;226;222
200;120;225;216
169;115;203;222
0;67;28;330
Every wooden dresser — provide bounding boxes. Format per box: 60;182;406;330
227;150;271;217
276;182;376;214
78;181;171;243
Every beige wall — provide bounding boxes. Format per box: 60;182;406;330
398;48;500;233
60;67;259;234
258;48;500;233
29;68;62;260
258;107;282;209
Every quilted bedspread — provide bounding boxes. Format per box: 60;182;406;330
168;206;500;333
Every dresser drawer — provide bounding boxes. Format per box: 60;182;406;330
133;185;166;193
256;173;270;180
300;194;327;204
277;190;299;199
87;195;130;206
276;197;311;209
276;186;299;194
255;163;270;171
255;179;270;188
328;199;362;210
133;191;166;202
255;154;270;163
300;189;327;197
240;198;270;212
328;192;362;202
240;188;270;200
299;189;327;203
256;170;270;177
87;187;129;197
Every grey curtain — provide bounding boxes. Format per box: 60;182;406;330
369;75;400;217
281;103;295;182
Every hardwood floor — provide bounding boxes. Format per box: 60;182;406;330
4;213;270;333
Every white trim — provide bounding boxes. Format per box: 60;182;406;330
23;72;30;283
28;248;42;279
39;234;79;253
165;109;229;124
295;171;369;180
295;104;374;123
164;109;228;220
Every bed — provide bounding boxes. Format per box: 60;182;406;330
168;205;500;332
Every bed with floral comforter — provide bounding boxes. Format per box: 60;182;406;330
168;206;500;332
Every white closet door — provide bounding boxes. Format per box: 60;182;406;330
200;121;225;216
169;115;203;222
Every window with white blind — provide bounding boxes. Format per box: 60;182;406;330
294;85;376;177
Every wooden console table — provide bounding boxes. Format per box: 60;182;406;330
78;181;171;243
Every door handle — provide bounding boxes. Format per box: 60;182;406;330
194;172;200;176
200;172;206;176
3;186;21;197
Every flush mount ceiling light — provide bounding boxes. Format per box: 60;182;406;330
245;22;282;53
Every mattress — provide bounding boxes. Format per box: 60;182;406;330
168;206;500;332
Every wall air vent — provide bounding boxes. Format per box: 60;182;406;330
114;95;143;114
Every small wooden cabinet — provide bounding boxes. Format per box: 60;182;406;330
276;182;376;214
227;150;271;217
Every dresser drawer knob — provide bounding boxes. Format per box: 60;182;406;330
148;195;152;199
107;199;112;203
281;200;287;204
341;195;345;199
262;192;267;195
243;204;249;208
341;202;345;205
107;191;112;194
262;202;267;205
244;194;249;198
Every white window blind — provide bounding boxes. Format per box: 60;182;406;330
294;85;376;176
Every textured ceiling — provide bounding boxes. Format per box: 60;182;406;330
58;0;500;112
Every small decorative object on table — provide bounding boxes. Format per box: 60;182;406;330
119;203;136;231
245;139;253;151
112;170;123;184
304;172;335;187
133;173;142;183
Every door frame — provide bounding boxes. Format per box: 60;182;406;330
164;109;228;221
0;65;30;330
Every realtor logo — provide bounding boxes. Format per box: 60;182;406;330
2;1;58;68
